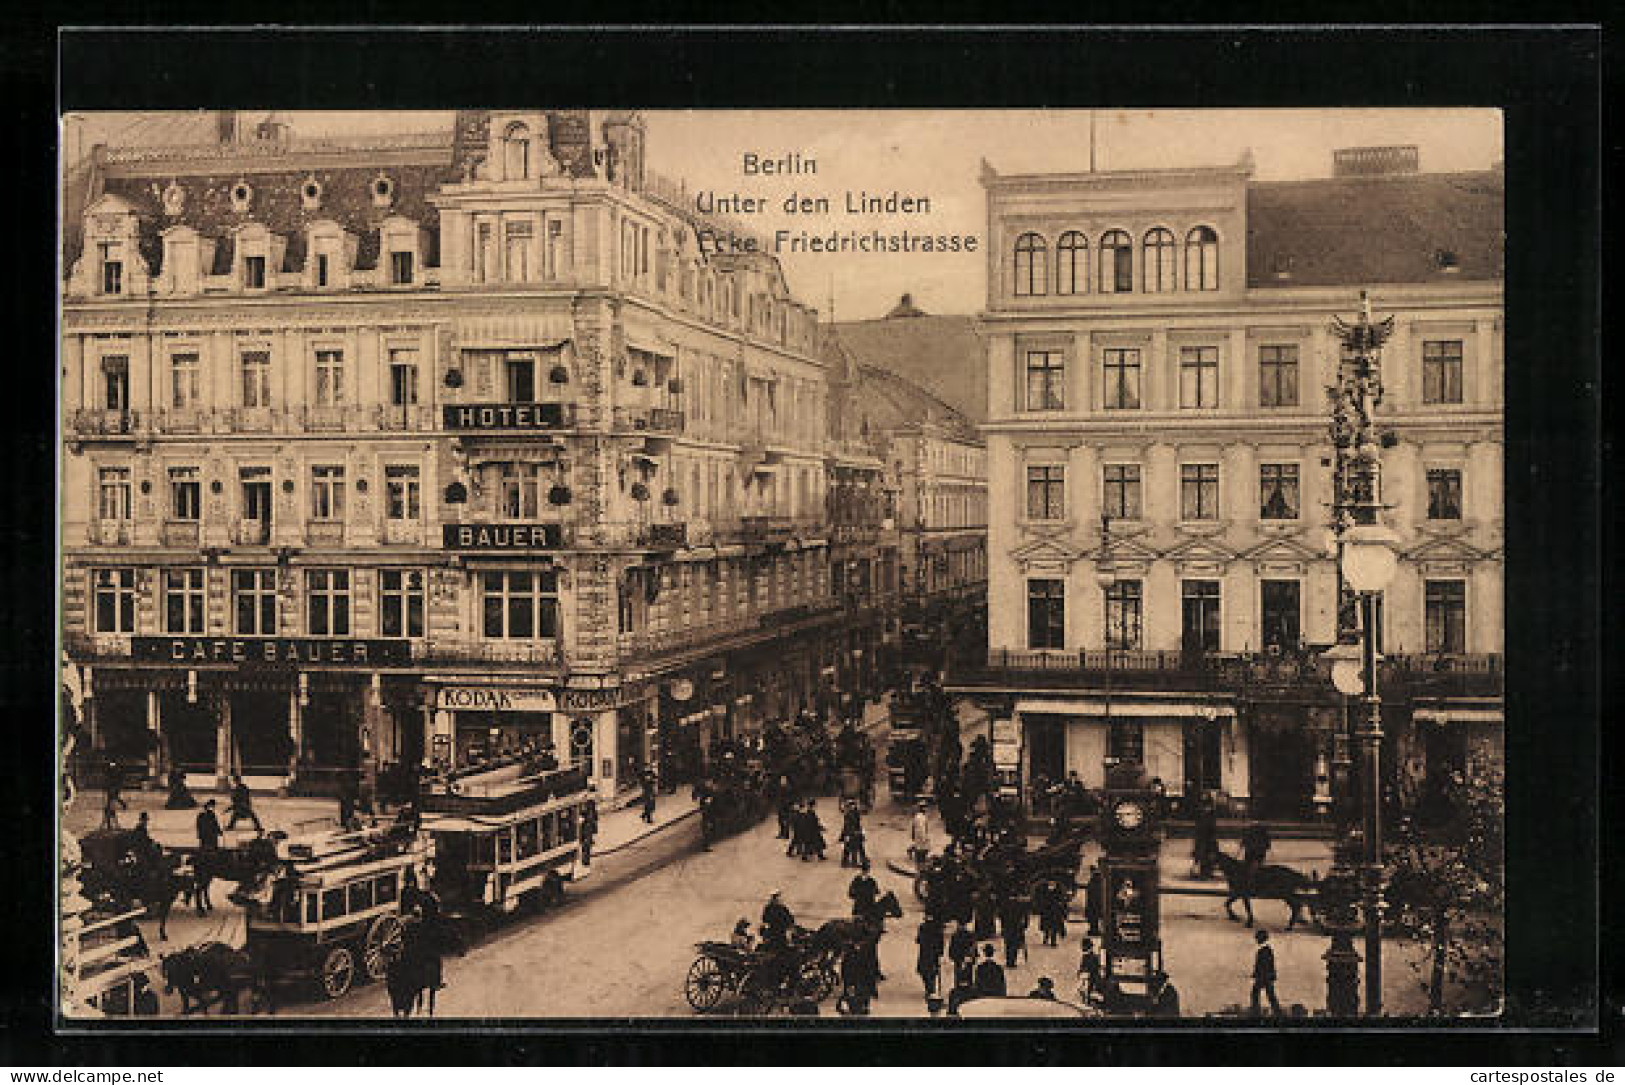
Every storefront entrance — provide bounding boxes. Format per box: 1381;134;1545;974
1247;705;1316;819
1025;714;1067;792
232;690;292;778
301;691;360;787
1182;719;1224;801
96;689;150;770
161;692;216;774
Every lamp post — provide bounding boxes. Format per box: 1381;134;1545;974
1321;290;1399;1017
1095;513;1117;771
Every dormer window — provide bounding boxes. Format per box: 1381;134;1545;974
244;254;267;290
98;242;123;295
503;123;530;180
390;250;414;285
230;182;253;213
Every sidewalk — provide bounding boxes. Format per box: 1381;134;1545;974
592;791;700;858
63;786;346;850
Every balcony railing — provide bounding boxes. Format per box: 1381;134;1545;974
376;404;437;432
301;405;360;432
70;409;140;436
225;407;280;434
611;406;685;435
153;409;211;435
305;522;346;546
381;521;425;546
618;601;844;661
234;519;271;546
411;639;562;666
90;519;131;546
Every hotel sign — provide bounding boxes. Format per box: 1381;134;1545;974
442;403;569;431
438;686;557;712
442;523;563;551
133;637;409;667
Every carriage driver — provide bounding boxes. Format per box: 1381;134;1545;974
760;890;796;950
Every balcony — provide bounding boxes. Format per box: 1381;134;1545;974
161;521;200;548
305;522;346;547
411;639;563;666
70;409;140;437
301;405;361;433
153;409;212;435
376;404;436;432
90;519;131;546
234;519;271;546
611;406;685;435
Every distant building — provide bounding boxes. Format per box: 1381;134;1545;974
955;149;1503;817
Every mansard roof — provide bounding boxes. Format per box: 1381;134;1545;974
1246;169;1504;288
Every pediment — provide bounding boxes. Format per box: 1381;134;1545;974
1092;531;1162;566
1162;533;1240;566
1239;533;1328;565
1402;531;1490;568
1010;535;1085;566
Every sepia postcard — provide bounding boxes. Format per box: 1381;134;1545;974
57;104;1509;1025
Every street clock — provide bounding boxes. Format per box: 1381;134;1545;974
1099;762;1159;854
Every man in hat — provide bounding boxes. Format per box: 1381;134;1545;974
909;801;932;867
1028;976;1058;1001
760;890;795;952
193;799;222;914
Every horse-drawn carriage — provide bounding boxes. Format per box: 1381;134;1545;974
696;760;768;845
913;829;1089;910
240;825;429;1000
683;929;837;1015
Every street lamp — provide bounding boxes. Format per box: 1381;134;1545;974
1321;290;1398;1017
1096;514;1118;770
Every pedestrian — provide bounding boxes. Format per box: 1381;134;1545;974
948;920;977;988
1028;977;1058;1001
1192;791;1219;879
839;802;867;868
999;897;1029;969
1036;881;1068;947
193;799;222;914
1077;936;1102;1003
787;801;807;858
338;782;360;833
164;766;197;810
848;866;880;917
579;800;598;867
804;799;827;861
972;882;996;939
915;915;945;997
100;760;126;829
1250;929;1282;1016
1242;819;1272;873
972;944;1007;997
1083;863;1104;936
775;776;795;839
909;802;932;867
639;767;658;824
225;774;263;833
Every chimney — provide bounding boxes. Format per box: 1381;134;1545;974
886;293;926;318
215;110;240;144
1332;145;1420;177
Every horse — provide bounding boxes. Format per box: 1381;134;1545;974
77;829;185;941
811;891;904;959
1212;851;1314;930
159;942;274;1015
385;919;443;1018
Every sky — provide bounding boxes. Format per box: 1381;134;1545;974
75;108;1502;321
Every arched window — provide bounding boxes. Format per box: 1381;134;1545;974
1013;232;1048;297
1056;231;1088;295
1099;230;1133;294
1143;228;1176;292
503;123;531;180
1185;226;1219;291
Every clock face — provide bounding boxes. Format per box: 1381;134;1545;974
1113;800;1146;830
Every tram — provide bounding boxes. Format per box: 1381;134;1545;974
420;761;593;919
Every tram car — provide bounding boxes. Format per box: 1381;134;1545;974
242;825;428;1000
420;761;592;920
64;904;161;1017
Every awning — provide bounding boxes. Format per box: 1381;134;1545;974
1015;699;1235;720
455;314;574;348
1414;707;1504;725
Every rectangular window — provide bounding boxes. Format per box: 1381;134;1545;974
1422;340;1464;405
232;568;278;635
498;463;542;519
169;466;201;521
1102;349;1142;410
390;251;414;285
316;252;330;288
243;255;266;290
240;466;273;524
1024;351;1065;411
1178;346;1219;409
1424;580;1467;654
1180;463;1220;521
313;349;345;406
98;242;123;295
1026;465;1065;520
98;467;132;520
1260;580;1301;651
170;353;201;410
1027;578;1065;650
1104;580;1143;650
1181;580;1221;653
1427;468;1463;520
163;568;206;634
92;568;137;634
1259;345;1299;408
388;350;420;406
240;350;272;408
505;222;532;281
481;570;559;640
379;569;425;639
385;465;421;521
310;465;345;521
1102;464;1142;520
504;354;536;404
1259;463;1301;520
306;569;351;636
101;356;129;412
477;222;495;282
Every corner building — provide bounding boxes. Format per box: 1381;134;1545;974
61;111;870;799
955;147;1504;817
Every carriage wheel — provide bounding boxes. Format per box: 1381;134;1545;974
318;945;356;1000
684;956;728;1014
363;915;405;981
804;956;838;1001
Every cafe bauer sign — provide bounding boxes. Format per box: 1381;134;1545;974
133;636;410;667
